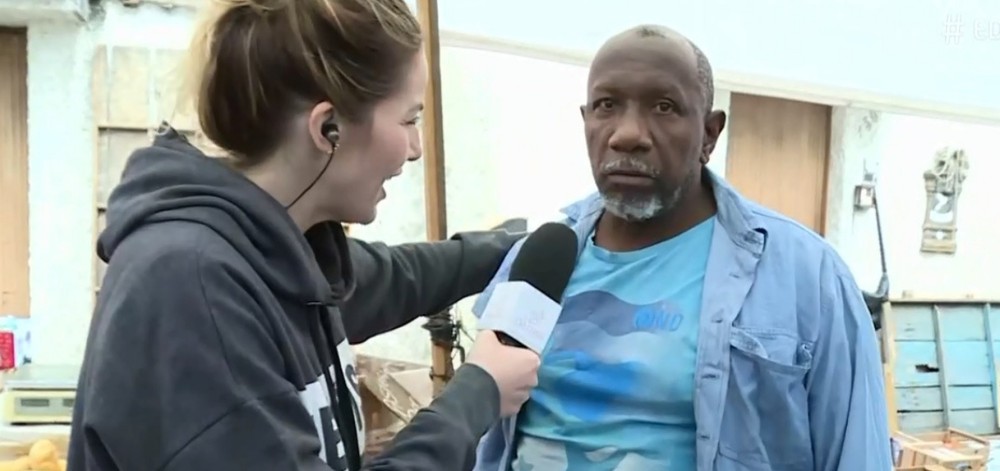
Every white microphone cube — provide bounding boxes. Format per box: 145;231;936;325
477;281;562;354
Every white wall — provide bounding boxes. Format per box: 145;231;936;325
10;1;999;367
0;0;87;25
827;109;1000;300
24;22;97;365
423;0;1000;117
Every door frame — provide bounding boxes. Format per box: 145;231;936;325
0;27;30;317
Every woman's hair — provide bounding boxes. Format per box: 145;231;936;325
181;0;423;163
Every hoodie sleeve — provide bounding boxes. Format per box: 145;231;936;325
363;363;502;470
73;242;331;471
342;230;522;343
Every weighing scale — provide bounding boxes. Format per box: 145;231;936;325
0;365;79;425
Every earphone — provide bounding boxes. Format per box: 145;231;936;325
284;117;339;210
321;119;340;149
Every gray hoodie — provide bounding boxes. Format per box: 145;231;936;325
68;127;520;470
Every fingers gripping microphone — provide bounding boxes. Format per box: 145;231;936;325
478;223;579;353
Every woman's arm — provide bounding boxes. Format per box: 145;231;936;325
363;363;501;470
341;230;523;343
71;244;331;471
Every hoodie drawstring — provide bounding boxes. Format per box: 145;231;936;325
308;302;362;470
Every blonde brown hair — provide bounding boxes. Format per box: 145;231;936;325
181;0;422;162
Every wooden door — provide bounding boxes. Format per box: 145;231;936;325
725;94;831;234
0;28;29;316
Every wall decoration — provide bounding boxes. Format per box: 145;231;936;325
921;147;969;254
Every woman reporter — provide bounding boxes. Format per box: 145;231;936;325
67;1;540;470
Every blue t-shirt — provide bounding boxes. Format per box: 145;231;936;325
513;216;715;471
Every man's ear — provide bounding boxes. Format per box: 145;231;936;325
701;110;727;163
579;105;586;120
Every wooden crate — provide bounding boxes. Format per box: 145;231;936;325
915;429;990;462
892;428;989;470
882;300;1000;434
356;354;432;461
895;443;985;470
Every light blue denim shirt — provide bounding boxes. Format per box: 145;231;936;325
471;171;892;471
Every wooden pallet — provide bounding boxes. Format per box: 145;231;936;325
892;428;989;470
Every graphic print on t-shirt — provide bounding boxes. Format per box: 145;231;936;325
298;339;365;470
513;216;715;471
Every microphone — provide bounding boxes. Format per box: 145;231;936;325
477;222;578;353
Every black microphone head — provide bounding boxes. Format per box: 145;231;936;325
508;222;578;302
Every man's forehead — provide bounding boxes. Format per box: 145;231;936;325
588;36;698;90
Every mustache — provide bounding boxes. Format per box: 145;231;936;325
600;157;658;176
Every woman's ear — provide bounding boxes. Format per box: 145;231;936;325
308;102;336;153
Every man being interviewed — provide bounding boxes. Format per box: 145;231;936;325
472;25;891;471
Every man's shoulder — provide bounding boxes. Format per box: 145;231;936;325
749;202;827;246
742;201;851;277
735;201;868;341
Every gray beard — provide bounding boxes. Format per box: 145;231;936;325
602;184;684;222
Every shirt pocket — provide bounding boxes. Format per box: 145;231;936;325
717;326;814;470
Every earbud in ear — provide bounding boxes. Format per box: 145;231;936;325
321;120;340;149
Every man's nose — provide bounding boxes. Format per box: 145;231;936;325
608;111;652;153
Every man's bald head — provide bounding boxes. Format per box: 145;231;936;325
594;25;715;112
581;24;726;223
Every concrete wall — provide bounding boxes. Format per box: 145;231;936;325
4;1;998;366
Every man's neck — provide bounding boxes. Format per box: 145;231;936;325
594;180;717;252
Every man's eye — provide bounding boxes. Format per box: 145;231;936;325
656;102;675;113
594;99;614;110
